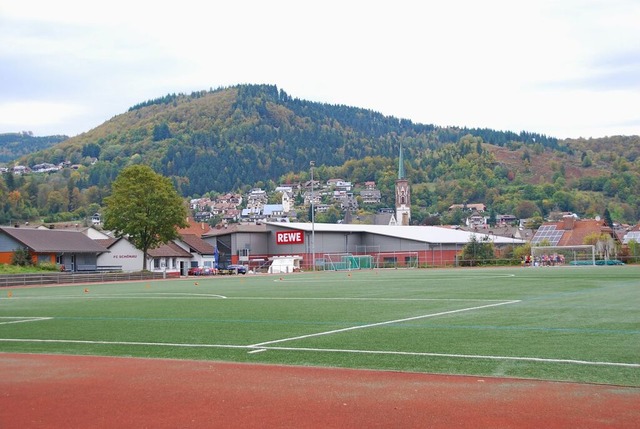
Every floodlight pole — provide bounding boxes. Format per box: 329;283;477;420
310;161;316;271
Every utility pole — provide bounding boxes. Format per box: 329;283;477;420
310;161;315;271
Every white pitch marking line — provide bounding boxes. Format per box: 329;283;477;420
0;317;53;325
256;345;640;368
249;300;521;348
0;338;248;349
274;274;517;283
232;297;513;302
8;293;228;300
0;338;636;368
248;348;267;354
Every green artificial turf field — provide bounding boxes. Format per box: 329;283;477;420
1;266;638;386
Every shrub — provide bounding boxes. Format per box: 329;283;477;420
11;248;33;266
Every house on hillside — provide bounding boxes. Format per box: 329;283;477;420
531;217;616;247
360;181;382;204
449;203;486;212
178;217;212;238
621;224;640;245
466;211;486;228
0;226;108;272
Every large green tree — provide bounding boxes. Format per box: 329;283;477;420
460;234;496;266
103;165;188;270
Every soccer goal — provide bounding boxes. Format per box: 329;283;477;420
530;245;596;266
375;251;419;269
321;253;374;271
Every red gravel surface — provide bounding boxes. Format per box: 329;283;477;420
1;353;638;428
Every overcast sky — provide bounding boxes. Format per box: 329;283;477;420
1;0;639;139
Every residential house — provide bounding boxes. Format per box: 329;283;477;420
246;188;268;210
178;217;212;238
179;234;216;271
217;193;243;206
496;214;518;225
360;181;382;204
337;193;358;212
281;190;294;213
466;211;487;229
147;241;193;276
304;190;321;206
449;203;487;212
532;217;612;246
326;179;352;191
622;224;640;245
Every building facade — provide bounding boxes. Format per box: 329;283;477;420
202;222;525;271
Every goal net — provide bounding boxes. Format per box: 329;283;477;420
530;245;596;266
322;253;374;271
375;251;419;269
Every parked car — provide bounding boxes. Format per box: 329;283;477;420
227;264;247;274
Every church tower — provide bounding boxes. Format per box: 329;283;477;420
395;144;411;225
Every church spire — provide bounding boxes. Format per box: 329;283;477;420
398;143;405;180
395;143;410;225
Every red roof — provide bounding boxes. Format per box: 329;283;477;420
177;217;212;238
536;218;615;246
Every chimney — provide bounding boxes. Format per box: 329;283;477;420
563;216;575;230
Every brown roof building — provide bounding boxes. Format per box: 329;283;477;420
0;226;109;271
531;217;616;246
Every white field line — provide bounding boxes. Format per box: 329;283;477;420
0;317;52;325
0;338;246;349
5;295;511;302
249;300;521;348
231;297;514;302
0;338;637;368
275;274;517;283
7;293;228;300
256;345;640;368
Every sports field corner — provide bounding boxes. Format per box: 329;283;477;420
1;266;639;428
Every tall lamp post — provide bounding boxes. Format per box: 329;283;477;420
310;161;316;271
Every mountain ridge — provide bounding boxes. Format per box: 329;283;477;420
4;84;640;225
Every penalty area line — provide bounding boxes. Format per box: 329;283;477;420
249;300;521;348
0;317;53;325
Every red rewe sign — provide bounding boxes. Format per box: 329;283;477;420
276;230;305;245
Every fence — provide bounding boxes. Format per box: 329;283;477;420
0;271;167;288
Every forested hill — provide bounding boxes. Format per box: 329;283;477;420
19;84;556;195
0;132;68;162
11;84;640;225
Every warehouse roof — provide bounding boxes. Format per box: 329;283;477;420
266;222;526;245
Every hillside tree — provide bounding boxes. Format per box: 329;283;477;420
103;165;188;270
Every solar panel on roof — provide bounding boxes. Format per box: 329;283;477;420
623;231;640;244
531;225;564;245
